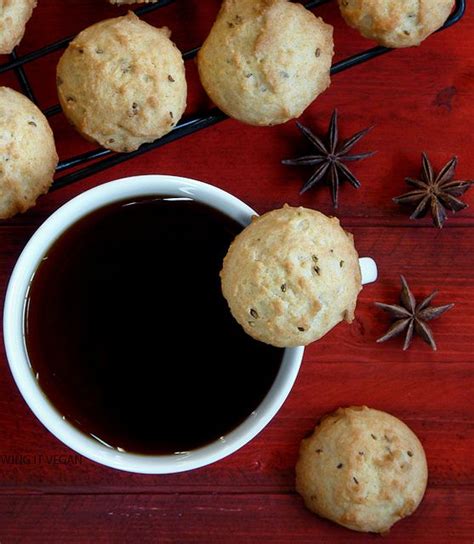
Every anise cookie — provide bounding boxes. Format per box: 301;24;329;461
220;205;361;348
296;406;428;533
338;0;454;48
57;12;187;153
197;0;333;126
0;87;58;219
0;0;36;54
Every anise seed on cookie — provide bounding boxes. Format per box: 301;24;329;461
220;205;361;348
296;406;428;533
0;87;58;219
57;12;187;153
198;0;334;126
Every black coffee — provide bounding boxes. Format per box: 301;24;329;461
25;197;283;454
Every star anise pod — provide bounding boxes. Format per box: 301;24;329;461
393;153;473;228
375;276;454;351
282;110;375;208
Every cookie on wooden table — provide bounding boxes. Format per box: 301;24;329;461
197;0;333;126
296;406;428;533
0;0;36;54
220;205;361;348
56;12;187;153
337;0;454;48
0;87;58;219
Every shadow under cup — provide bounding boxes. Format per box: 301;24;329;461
3;176;304;474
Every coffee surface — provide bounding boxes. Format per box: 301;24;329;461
25;197;283;454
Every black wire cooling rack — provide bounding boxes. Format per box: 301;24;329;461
0;0;466;191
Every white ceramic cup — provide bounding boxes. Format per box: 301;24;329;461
3;175;377;474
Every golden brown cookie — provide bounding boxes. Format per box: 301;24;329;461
338;0;454;48
0;87;58;219
197;0;333;126
296;406;428;533
0;0;36;54
57;12;187;153
220;205;361;348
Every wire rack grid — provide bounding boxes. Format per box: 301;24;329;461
0;0;466;192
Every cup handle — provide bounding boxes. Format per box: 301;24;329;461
359;257;378;285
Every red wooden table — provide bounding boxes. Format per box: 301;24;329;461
1;1;474;542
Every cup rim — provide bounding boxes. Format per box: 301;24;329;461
3;175;304;474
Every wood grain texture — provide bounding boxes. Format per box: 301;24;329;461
0;0;473;542
1;490;474;543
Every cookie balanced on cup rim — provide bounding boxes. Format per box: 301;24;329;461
296;406;428;533
337;0;454;48
220;205;369;348
56;12;187;153
197;0;334;126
